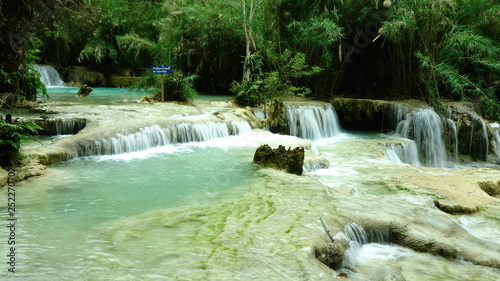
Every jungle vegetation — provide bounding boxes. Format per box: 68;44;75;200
1;0;499;119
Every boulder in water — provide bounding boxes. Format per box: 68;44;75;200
253;144;304;175
314;239;350;270
76;85;93;97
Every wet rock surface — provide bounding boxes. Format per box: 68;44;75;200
253;144;305;175
76;85;93;97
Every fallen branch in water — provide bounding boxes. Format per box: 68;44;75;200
320;217;335;243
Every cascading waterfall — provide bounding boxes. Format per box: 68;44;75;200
446;119;459;163
286;104;341;140
76;121;251;156
34;64;66;87
395;109;447;167
385;140;421;166
334;223;391;270
469;117;489;161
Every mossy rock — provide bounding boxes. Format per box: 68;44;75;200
76;85;93;97
109;76;140;88
478;181;500;197
253;144;304;175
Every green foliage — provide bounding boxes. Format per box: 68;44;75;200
261;48;323;102
0;120;43;167
0;37;47;107
28;0;499;119
232;79;262;107
76;0;163;73
232;48;322;107
381;0;500;119
133;70;198;102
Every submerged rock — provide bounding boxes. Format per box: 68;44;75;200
253;144;305;175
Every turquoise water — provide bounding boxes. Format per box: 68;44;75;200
42;87;151;105
42;87;231;105
0;144;257;279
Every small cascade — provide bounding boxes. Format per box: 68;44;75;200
446;119;459;163
75;121;250;156
231;121;252;135
385;140;421;166
286;103;341;140
34;118;88;135
334;223;391;270
253;108;270;130
56;119;87;135
395;108;447;167
468;117;489;161
34;64;66;87
384;103;406;132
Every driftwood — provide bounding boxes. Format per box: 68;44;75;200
320;217;335;243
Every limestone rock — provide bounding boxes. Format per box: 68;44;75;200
213;111;225;120
314;239;350;270
434;199;479;214
109;76;140;88
67;66;105;87
253;144;304;175
478;181;500;197
262;101;287;134
76;85;93;97
0;168;7;187
138;96;156;103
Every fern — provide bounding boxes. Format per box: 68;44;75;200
0;120;43;167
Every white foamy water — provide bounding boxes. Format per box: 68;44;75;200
2;101;500;281
34;64;66;87
286;103;341;140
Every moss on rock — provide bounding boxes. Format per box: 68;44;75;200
253;144;305;175
478;181;500;197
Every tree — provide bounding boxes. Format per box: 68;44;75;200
0;0;85;106
232;45;323;130
241;0;263;83
381;0;500;119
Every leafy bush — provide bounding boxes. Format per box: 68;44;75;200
381;0;500;119
232;48;322;108
133;70;198;102
0;120;43;167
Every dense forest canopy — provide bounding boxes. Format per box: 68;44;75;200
1;0;499;119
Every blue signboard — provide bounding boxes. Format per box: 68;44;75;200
151;66;172;74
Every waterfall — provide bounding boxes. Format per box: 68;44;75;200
395;109;447;167
253;108;270;130
469;117;489;161
34;64;66;87
56;119;87;135
231;121;252;135
286;104;341;140
385;140;421;166
446;119;459;163
334;223;391;270
75;121;250;156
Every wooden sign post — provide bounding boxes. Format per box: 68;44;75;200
151;66;173;102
